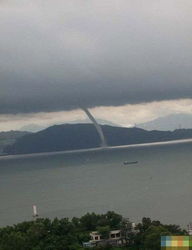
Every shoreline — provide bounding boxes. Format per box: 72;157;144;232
1;137;192;160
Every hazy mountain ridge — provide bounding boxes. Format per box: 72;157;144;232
138;114;192;131
3;124;192;155
0;131;30;154
20;124;46;133
19;119;121;132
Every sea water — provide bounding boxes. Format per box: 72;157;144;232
0;140;192;227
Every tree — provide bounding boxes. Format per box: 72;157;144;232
143;225;171;250
105;211;122;229
0;212;187;250
97;226;110;239
80;212;99;231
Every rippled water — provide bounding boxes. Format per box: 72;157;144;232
0;140;192;227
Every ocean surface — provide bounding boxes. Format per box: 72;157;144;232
0;139;192;227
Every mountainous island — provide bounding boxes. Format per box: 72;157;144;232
3;124;192;155
0;130;30;154
138;114;192;131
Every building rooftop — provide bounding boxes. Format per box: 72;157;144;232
110;230;121;234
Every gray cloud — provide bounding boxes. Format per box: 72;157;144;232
0;0;192;114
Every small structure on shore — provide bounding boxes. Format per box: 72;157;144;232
187;222;192;235
83;229;126;248
32;205;38;220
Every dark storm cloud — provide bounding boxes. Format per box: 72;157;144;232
0;0;192;114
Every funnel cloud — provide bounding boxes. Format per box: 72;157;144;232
82;107;107;147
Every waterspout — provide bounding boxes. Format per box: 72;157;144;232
81;107;107;148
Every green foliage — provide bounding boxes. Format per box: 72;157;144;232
143;225;170;250
80;212;99;231
0;213;187;250
133;217;187;250
97;226;110;239
79;211;122;232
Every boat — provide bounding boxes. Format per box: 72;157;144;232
123;161;138;165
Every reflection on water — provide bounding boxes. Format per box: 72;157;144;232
0;140;192;227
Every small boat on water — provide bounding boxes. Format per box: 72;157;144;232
123;161;138;165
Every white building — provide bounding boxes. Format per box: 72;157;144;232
83;229;125;248
109;230;121;240
187;223;192;235
90;231;101;242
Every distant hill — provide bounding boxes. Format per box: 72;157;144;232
3;124;192;155
20;124;47;132
19;119;120;133
0;131;30;154
68;118;121;127
138;114;192;131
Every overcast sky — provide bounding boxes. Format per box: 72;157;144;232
0;0;192;130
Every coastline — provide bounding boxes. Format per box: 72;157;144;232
1;137;192;161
